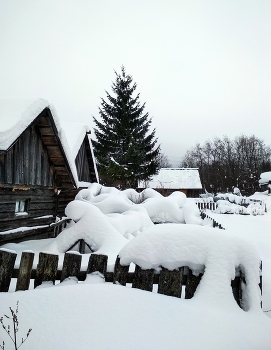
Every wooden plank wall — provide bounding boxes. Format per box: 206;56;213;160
75;135;98;183
75;140;91;182
0;126;56;187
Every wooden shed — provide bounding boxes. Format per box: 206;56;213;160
138;168;203;197
0;99;98;243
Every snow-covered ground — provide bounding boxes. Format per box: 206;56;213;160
0;187;271;349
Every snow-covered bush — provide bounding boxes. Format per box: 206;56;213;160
214;192;265;215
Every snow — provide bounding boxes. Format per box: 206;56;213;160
1;187;271;349
0;281;270;349
138;168;202;189
0;225;49;235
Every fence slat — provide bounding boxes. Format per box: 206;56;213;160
87;254;108;276
0;249;17;292
132;265;154;291
158;267;184;298
113;256;129;286
185;269;203;299
16;251;34;291
34;252;59;288
61;252;82;282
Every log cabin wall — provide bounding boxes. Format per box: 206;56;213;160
0;187;57;232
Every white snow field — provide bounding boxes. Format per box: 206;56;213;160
0;185;271;349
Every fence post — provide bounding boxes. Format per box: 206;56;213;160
113;256;129;286
34;252;59;288
132;265;154;292
158;267;184;298
0;249;17;292
185;268;203;299
61;252;82;282
15;251;35;291
87;254;108;276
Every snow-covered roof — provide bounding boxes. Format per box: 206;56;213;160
259;171;271;185
61;122;91;160
138;168;202;189
61;122;99;184
0;98;78;186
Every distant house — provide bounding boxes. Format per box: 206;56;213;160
259;171;271;193
138;168;202;197
0;99;98;242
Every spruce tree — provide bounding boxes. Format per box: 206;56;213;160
92;66;160;188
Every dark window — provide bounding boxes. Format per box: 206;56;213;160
15;200;29;215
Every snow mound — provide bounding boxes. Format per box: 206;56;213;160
183;202;202;225
119;224;262;311
45;200;128;267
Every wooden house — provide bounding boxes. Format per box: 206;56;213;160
0;99;98;243
259;171;271;193
138;168;203;197
56;122;99;217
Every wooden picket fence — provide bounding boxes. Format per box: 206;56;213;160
197;202;217;211
0;249;262;310
200;211;225;230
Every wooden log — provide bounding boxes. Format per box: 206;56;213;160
185;268;203;299
113;256;129;286
34;252;59;288
61;252;82;282
158;267;184;298
231;275;241;306
132;265;154;292
0;249;17;292
87;254;108;276
15;251;34;291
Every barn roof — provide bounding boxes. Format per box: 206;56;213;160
0;98;78;188
138;168;202;189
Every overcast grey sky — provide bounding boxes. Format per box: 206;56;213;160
0;0;270;166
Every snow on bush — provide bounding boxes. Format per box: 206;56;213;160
213;192;265;215
119;224;262;312
74;182;188;224
106;206;153;239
